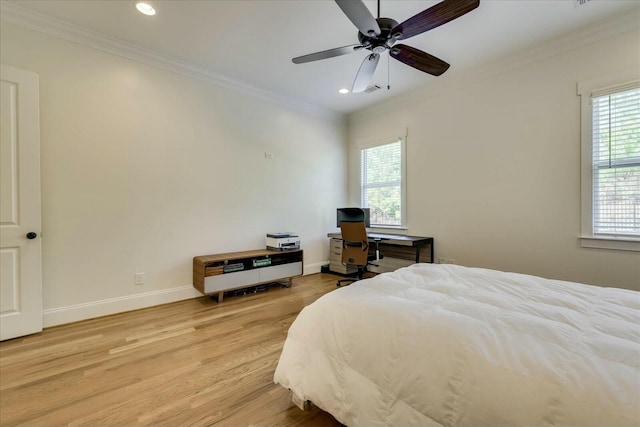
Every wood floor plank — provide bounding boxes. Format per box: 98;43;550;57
0;273;345;426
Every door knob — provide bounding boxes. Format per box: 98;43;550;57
26;232;38;239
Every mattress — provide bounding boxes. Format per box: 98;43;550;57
274;264;640;426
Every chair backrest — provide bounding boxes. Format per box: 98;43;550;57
339;211;369;267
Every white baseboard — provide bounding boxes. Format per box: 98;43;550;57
43;285;202;328
43;266;325;328
303;261;324;275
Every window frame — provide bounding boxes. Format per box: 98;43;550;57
577;69;640;252
359;135;407;229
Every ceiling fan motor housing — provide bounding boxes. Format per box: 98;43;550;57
358;17;399;52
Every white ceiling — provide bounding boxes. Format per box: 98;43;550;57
2;0;640;116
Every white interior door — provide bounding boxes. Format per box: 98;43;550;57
0;64;43;341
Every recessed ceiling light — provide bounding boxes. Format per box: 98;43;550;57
136;1;156;16
338;88;349;94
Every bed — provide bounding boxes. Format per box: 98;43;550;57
273;263;640;427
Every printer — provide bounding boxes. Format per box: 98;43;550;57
266;233;300;251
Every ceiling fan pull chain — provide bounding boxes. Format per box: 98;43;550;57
387;53;390;90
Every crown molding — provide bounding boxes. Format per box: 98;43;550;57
0;1;345;123
348;7;640;124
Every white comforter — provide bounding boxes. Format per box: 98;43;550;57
274;264;640;427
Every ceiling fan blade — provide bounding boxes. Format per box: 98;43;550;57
335;0;381;37
390;44;450;76
292;44;363;64
352;53;380;93
392;0;480;40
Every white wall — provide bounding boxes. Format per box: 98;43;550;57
347;28;640;290
1;22;347;323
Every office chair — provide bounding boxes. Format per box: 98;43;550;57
336;208;381;287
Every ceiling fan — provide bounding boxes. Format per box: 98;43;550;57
292;0;480;93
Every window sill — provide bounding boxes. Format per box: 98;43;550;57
369;226;408;233
579;236;640;252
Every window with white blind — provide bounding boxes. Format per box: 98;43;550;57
360;137;406;227
578;70;640;251
592;87;640;235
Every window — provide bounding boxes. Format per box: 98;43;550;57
360;137;406;228
578;70;640;251
592;87;640;235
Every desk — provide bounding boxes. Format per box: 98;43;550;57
327;232;434;273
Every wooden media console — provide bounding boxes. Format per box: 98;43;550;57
193;248;303;302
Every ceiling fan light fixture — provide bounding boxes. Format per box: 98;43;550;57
135;1;156;16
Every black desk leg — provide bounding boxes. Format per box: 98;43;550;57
415;246;420;263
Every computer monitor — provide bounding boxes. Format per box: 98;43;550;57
337;207;370;228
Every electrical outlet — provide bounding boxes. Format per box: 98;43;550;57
447;259;456;264
438;257;446;264
135;272;144;285
264;152;273;159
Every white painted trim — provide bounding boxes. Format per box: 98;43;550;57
577;70;640;247
43;285;202;327
358;136;407;228
0;1;343;124
579;237;640;252
303;261;324;275
349;8;640;122
3;2;636;123
43;266;323;327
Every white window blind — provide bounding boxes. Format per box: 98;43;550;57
360;139;404;227
591;86;640;237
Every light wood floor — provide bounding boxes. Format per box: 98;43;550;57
0;273;347;426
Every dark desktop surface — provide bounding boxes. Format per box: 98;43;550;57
327;231;434;263
328;231;432;245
